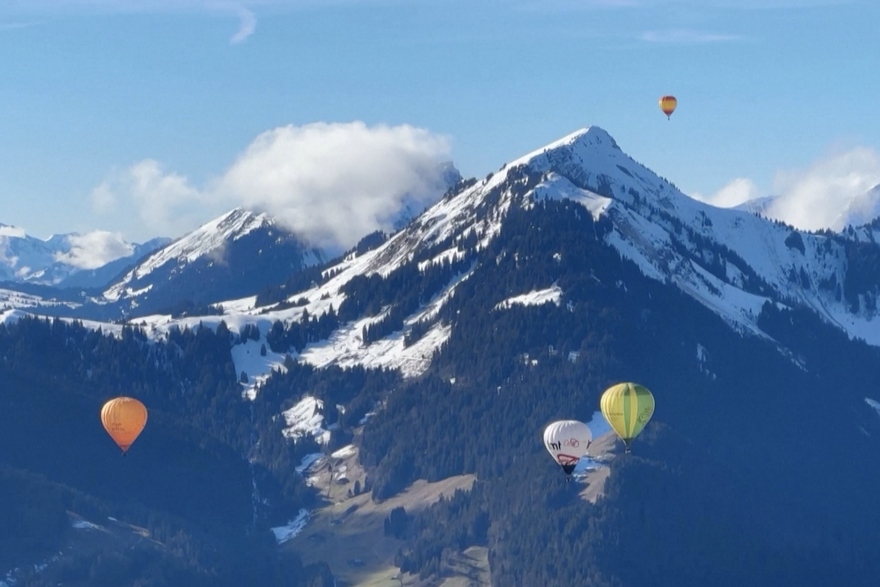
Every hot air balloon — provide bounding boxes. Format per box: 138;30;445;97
600;382;654;453
101;397;148;455
659;95;677;119
543;420;592;477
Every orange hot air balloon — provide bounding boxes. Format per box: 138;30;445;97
659;95;677;119
101;397;148;455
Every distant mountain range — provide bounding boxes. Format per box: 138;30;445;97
0;224;169;288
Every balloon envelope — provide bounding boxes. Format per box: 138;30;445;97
543;420;592;475
101;397;148;454
600;382;654;452
659;95;677;118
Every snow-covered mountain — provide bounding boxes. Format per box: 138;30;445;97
98;208;328;317
0;225;166;287
121;126;880;388
732;195;777;216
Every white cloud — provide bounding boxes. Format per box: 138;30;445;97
2;0;269;43
90;181;117;213
697;147;880;232
0;21;40;31
512;0;640;8
230;6;255;43
55;231;135;269
765;147;880;231
639;29;742;43
91;121;453;248
91;159;209;238
690;178;761;208
127;160;205;228
216;122;452;248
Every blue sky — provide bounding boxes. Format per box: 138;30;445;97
2;0;879;246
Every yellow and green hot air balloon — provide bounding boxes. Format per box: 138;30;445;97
600;382;654;453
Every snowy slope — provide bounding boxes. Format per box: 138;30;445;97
733;195;777;216
0;289;46;311
282;396;333;444
104;208;281;301
93;208;328;318
495;285;562;310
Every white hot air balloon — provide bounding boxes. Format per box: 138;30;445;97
543;420;592;476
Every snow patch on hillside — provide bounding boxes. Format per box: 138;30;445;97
292;265;470;377
865;398;880;419
495;285;562;310
0;289;44;310
417;247;466;271
532;173;613;219
213;295;258;313
271;509;310;544
230;339;289;400
282;396;331;444
296;453;323;475
299;319;451;378
332;444;357;459
0;308;30;324
72;519;101;531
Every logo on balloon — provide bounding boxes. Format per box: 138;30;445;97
637;407;652;424
563;438;580;448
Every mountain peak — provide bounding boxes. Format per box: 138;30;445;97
504;126;619;172
567;125;619;150
212;206;270;229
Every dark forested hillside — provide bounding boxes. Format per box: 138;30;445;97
341;200;880;586
0;317;333;587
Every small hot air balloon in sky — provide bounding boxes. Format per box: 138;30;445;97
101;397;148;456
659;95;677;119
543;420;592;477
600;382;654;453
